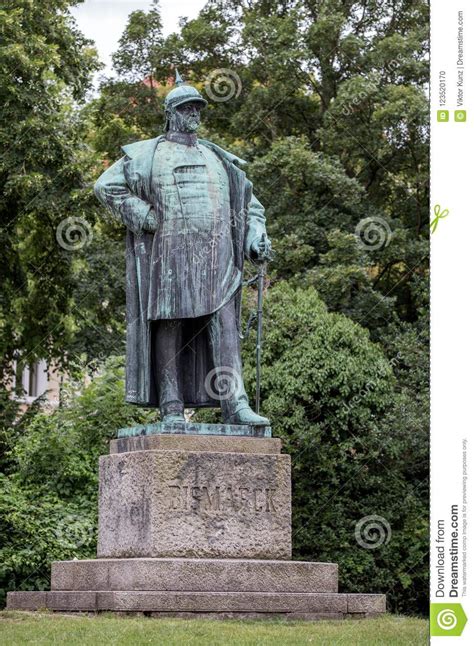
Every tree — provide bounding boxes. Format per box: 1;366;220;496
243;282;428;615
112;1;164;82
0;0;100;402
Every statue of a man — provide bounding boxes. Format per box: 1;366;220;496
94;72;272;426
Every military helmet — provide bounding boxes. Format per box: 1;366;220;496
164;69;208;112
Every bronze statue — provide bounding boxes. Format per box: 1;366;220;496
94;71;272;425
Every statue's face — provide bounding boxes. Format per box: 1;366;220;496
169;101;202;133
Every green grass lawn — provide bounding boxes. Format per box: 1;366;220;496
0;612;428;645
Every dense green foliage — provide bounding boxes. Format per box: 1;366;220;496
0;0;130;450
0;0;428;615
0;358;155;607
0;0;100;386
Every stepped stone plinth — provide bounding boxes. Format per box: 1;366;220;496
7;431;386;619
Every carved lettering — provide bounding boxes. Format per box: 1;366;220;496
239;487;249;508
182;486;189;510
166;483;277;513
223;486;235;510
265;488;276;512
253;488;263;512
168;485;181;510
191;486;202;509
202;486;220;510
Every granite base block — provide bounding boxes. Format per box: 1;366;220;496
51;558;338;593
7;591;385;618
7;591;97;612
98;449;292;560
110;435;282;455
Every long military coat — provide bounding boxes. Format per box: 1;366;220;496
94;135;266;407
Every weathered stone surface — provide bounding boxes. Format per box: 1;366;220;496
6;591;96;612
7;592;47;610
47;591;97;612
51;558;337;593
98;450;292;559
6;590;386;618
110;435;281;455
96;591;348;613
346;594;386;614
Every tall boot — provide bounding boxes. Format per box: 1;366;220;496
152;319;185;423
208;298;269;425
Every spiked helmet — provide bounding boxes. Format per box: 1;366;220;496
164;70;207;130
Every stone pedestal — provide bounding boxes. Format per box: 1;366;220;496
98;445;291;560
7;432;386;619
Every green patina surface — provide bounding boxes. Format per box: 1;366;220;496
94;71;272;429
117;421;272;438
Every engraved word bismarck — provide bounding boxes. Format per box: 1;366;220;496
98;448;292;559
167;482;277;513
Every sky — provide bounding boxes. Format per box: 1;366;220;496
71;0;207;78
